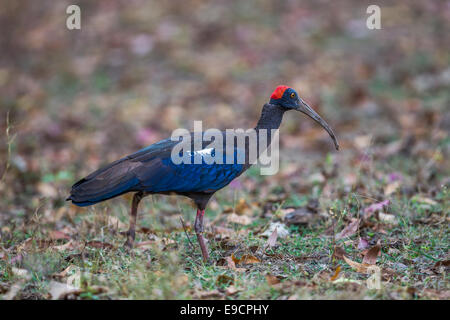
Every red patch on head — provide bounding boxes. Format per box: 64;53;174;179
270;85;290;100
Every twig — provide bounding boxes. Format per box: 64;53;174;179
1;111;15;183
179;216;195;250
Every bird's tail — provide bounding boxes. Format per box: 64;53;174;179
67;158;140;207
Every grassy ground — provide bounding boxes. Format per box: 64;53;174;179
0;150;448;300
0;0;449;299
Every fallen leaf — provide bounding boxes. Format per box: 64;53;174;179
227;213;252;225
86;241;114;249
362;243;381;265
308;172;325;184
9;254;23;265
357;237;369;250
108;216;127;230
225;285;239;296
12;267;31;280
412;196;438;206
235;198;252;215
225;256;236;269
232;253;261;265
265;274;281;285
265;227;278;249
197;290;223;299
53;240;81;252
37;182;58;198
17;238;54;251
283;207;315;226
434;260;450;268
2;282;22;300
335;219;359;240
332;246;346;261
354;134;372;149
364;200;389;214
384;181;401;196
378;212;398;225
261;222;289;238
213;226;234;236
343;255;372;273
48;281;81;300
52;265;79;279
331;277;362;285
330;265;342;281
49;230;71;241
231;253;240;264
216;274;234;286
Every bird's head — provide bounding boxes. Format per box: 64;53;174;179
269;85;340;150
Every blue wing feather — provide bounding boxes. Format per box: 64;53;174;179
69;135;246;206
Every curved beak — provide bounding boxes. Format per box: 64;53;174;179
297;98;340;150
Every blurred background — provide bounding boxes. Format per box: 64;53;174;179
0;0;448;224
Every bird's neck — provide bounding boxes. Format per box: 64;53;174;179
248;103;285;165
255;103;285;132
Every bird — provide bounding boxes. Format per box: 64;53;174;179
67;85;339;262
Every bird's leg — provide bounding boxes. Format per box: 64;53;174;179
194;209;209;262
122;191;143;249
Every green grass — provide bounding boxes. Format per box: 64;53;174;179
1;158;448;299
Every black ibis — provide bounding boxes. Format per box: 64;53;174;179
67;86;339;261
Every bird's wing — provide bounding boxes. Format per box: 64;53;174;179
136;147;244;193
68;138;178;206
68;135;245;206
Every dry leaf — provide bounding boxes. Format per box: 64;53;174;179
283;208;315;226
2;282;22;300
433;260;450;268
330;265;342;281
48;281;81;300
335;219;359;240
261;222;289;238
225;285;239;296
332;246;346;261
223;256;247;272
362;243;381;265
265;274;280;285
412;196;438;206
232;253;261;264
227;213;252;225
343;255;371;273
384;181;401;196
49;230;71;241
378;212;398;225
108;216;127;230
197;290;223;299
52;240;81;252
357;237;369;250
17;238;54;251
225;256;236;269
52;265;79;279
86;241;114;249
354;134;372;149
37;182;58;198
12;267;31;280
364;200;389;214
213;226;234;236
235;198;252;215
240;254;261;264
265;227;278;249
216;274;234;286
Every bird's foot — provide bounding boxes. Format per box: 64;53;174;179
121;229;135;250
123;238;134;249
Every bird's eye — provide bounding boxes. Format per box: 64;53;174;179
290;92;296;98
